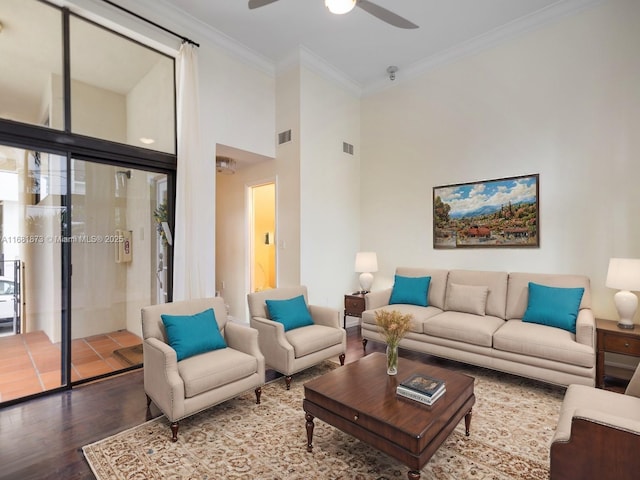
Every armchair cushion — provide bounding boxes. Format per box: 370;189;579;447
179;347;259;398
265;295;314;331
523;282;584;333
389;275;431;307
285;324;344;358
161;308;227;361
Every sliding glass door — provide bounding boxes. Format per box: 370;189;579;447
69;159;167;379
0;0;177;404
0;145;65;401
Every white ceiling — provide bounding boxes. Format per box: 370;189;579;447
157;0;599;91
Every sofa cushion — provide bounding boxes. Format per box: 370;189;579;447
265;295;314;331
161;308;227;361
362;305;443;333
389;275;431;307
179;347;257;398
445;283;489;316
523;282;584;333
423;311;505;347
285;324;344;358
493;319;594;368
447;270;508;319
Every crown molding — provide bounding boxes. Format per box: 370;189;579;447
277;46;362;97
362;0;605;96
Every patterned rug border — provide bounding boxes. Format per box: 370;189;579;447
83;360;565;480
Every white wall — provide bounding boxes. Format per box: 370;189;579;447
360;0;640;323
299;67;361;311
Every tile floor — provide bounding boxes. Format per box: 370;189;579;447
0;329;142;402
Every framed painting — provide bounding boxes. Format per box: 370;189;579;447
433;174;539;249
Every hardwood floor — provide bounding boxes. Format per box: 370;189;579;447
0;327;388;480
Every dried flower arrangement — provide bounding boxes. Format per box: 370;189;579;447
374;309;413;347
375;310;413;374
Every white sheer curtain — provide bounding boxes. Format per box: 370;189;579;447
173;42;205;300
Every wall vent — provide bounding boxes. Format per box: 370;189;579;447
343;142;354;155
278;129;292;145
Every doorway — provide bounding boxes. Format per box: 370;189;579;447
250;182;276;293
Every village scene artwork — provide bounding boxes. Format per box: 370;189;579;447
433;174;539;248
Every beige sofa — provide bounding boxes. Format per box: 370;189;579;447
550;364;640;479
361;267;595;387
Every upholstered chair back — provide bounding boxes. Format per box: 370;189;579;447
247;286;309;319
141;297;228;344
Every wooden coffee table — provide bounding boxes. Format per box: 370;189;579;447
303;352;475;479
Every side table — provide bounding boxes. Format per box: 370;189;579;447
596;318;640;389
343;293;366;329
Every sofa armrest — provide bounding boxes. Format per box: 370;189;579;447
575;308;596;348
308;305;340;329
365;288;392;310
143;337;185;421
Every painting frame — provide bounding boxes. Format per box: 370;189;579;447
433;174;539;249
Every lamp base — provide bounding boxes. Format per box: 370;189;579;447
613;290;638;331
359;272;373;293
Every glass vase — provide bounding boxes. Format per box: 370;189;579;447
386;343;398;375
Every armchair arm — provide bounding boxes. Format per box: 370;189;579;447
575;308;596;348
143;337;185;421
551;411;640;480
224;322;265;370
572;407;640;434
308;305;340;329
625;362;640;398
365;288;392;310
250;316;295;373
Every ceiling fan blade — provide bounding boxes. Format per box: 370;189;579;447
357;0;419;29
248;0;279;9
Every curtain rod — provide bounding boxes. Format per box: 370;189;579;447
101;0;200;47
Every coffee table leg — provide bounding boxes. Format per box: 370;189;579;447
464;408;473;436
407;470;421;479
305;413;315;452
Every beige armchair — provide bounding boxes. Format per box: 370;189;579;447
550;363;640;479
247;286;346;389
142;297;265;442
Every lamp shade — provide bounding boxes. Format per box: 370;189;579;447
325;0;356;15
606;258;640;291
355;252;378;273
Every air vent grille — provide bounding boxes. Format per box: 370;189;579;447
343;142;354;155
278;129;292;145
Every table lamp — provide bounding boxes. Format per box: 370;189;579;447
355;252;378;294
606;257;640;329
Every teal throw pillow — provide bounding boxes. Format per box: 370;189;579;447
522;282;584;334
265;295;314;331
161;308;227;361
389;275;431;307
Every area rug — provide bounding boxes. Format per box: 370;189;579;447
83;360;565;479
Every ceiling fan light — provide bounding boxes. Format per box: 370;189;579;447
325;0;356;15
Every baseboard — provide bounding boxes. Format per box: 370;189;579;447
344;316;360;328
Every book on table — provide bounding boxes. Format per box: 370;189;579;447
396;373;446;406
397;385;445;405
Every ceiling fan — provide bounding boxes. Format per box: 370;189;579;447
248;0;419;29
